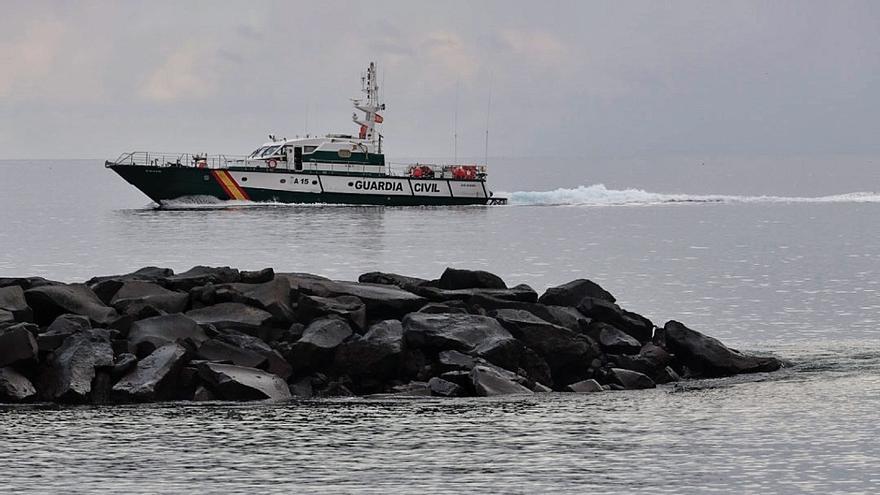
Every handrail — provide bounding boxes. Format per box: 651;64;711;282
106;151;249;169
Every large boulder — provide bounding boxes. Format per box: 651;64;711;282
213;279;296;324
128;314;207;357
438;268;507;290
334;320;404;382
87;266;175;286
428;377;464;397
0;367;37;402
297;294;366;331
402;313;521;369
112;343;188;401
37;314;91;352
465;294;588;331
203;330;291;379
0;324;39;366
492;309;598;385
0;285;32;322
608;343;675;382
185;302;273;332
606;368;656;390
290;317;353;371
25;284;118;326
414;285;538;304
41;328;114;402
240;267;275;284
577;297;653;343
197;362;292;401
664;321;783;377
0;276;61;290
589;322;642;354
302;281;427;320
357;272;429;291
110;281;188;316
470;365;533;396
163;266;241;291
538;279;616;306
566;379;603;393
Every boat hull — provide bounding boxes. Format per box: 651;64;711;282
107;164;503;206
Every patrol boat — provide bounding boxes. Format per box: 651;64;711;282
106;62;506;206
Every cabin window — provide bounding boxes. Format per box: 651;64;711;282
249;147;267;158
303;146;317;154
280;179;286;184
261;145;280;157
241;177;248;182
337;149;352;159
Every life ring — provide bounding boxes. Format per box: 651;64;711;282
267;159;277;169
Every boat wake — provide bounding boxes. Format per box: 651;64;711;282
502;184;880;207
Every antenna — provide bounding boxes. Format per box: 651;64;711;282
453;80;459;164
304;102;309;135
484;72;492;167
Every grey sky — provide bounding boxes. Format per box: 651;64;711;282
1;0;878;160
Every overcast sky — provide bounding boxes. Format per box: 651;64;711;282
1;0;879;160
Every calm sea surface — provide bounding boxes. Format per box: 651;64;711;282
1;158;879;493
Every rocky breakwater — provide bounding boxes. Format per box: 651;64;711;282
0;266;784;403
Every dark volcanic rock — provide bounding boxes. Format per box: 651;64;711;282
357;272;429;291
112;343;188;401
0;276;62;290
25;284;118;326
0;285;32;322
290;317;353;371
590;322;642;354
128;314;207;357
297;294;367;331
609;343;674;382
417;301;469;314
0;324;39;367
577;297;653;343
198;362;292;401
215;279;296;324
606;368;656;389
163;266;241;291
112;352;138;378
566;378;603;393
42;329;114;402
415;285;538;304
37;314;91;352
438;268;507;290
334;320;404;382
110;281;189;316
240;267;275;284
492;308;598;386
87;266;175;287
437;349;478;372
428;376;464;397
664;320;783;377
470;365;533;396
197;338;265;367
538;278;616;306
303;281;427;320
211;330;291;379
185;302;273;331
0;367;37;402
402;313;521;369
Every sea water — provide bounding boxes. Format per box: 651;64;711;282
1;158;878;493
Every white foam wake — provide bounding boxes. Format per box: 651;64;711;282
501;184;880;206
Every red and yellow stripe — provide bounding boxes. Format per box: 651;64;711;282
211;170;250;200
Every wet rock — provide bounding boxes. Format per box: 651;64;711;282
577;297;653;343
465;295;588;331
25;284;118;326
185;302;273;332
358;272;429;291
334;320;404;382
606;368;656;389
304;281;427;320
128;314;207;357
0;276;62;290
590;322;642;354
112;353;138;378
566;379;603;393
438;268;507;290
110;281;189;316
163;266;241;291
470;365;533;396
87;266;175;287
210;330;291;379
519;346;554;388
240;267;275;284
414;285;538;304
290;317;353;372
386;381;432;397
289;377;314;398
417;301;469;314
538;278;616;306
193;385;216;401
428;376;464;397
37;314;92;352
297;294;366;331
403;313;522;369
112;343;188;401
215;279;296;325
664;320;783;377
0;286;32;322
492;309;598;386
0;367;37;402
439;370;472;390
610;343;674;379
41;329;114;402
437;350;478;372
198;362;292;401
0;324;39;367
197;338;264;368
655;366;681;384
